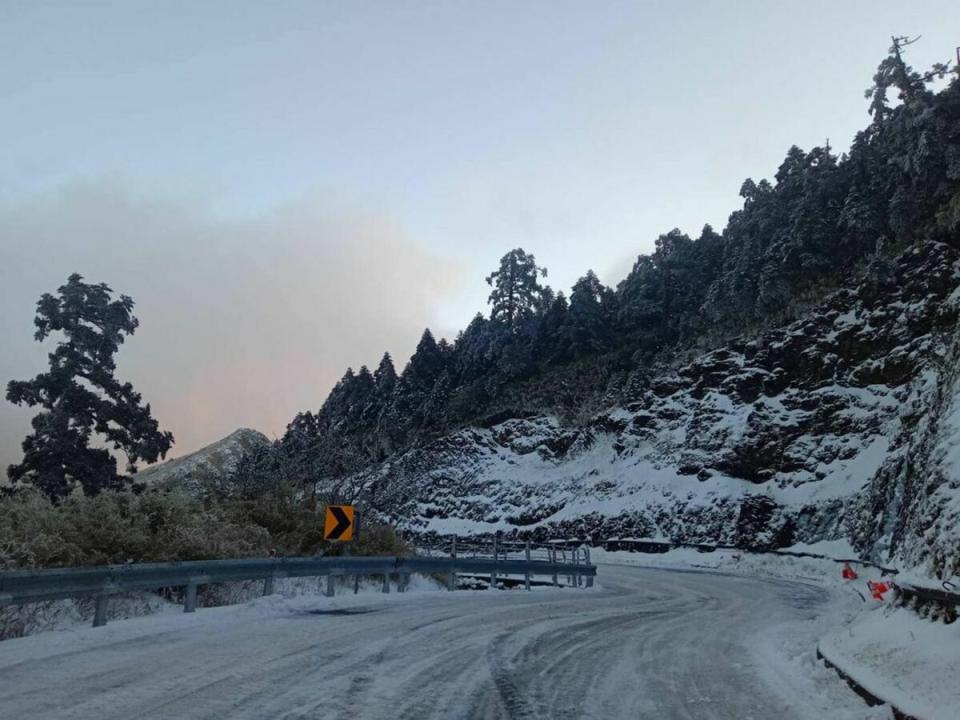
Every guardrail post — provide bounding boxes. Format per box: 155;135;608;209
490;535;498;590
93;595;109;627
524;541;531;591
381;573;390;594
325;573;335;598
184;582;198;613
551;547;559;587
353;573;360;594
573;548;581;587
585;547;594;588
448;535;457;591
263;575;274;596
400;572;410;592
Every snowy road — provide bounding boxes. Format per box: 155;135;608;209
0;565;876;720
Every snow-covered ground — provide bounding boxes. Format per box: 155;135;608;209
1;575;438;641
0;563;902;720
589;539;893;589
0;590;185;642
819;606;960;720
597;545;960;719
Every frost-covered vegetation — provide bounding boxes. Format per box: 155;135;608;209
0;486;407;570
0;488;268;568
5;274;175;501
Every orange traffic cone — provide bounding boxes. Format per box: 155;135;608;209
867;580;890;601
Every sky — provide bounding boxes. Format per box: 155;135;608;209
1;0;957;469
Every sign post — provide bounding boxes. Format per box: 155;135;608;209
350;512;360;594
323;504;355;542
323;504;355;597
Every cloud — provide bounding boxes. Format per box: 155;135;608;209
0;181;462;471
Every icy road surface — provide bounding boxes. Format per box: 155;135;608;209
0;564;880;720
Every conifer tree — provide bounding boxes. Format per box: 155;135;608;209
564;271;613;356
486;249;547;328
355;365;375;396
374;352;397;396
403;330;445;390
537;291;570;363
6;274;174;500
453;314;497;383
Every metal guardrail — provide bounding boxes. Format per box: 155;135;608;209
601;538;901;574
0;549;596;628
896;581;960;621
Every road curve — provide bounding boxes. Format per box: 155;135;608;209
0;565;860;720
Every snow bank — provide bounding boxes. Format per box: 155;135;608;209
819;606;960;720
0;568;580;643
0;592;180;642
591;545;891;591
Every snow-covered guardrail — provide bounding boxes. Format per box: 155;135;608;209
428;537;594;590
0;550;596;628
601;538;901;574
895;580;960;622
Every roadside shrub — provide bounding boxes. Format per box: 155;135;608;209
223;493;327;556
0;488;80;568
0;487;271;569
334;523;410;557
0;486;409;570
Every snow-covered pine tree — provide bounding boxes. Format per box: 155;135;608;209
485;248;548;329
6;274;174;501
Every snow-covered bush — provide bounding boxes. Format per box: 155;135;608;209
0;487;272;569
0;487;410;570
351;523;410;556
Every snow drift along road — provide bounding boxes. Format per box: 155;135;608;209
0;565;883;720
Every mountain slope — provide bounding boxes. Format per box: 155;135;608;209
360;242;960;578
257;51;960;582
137;428;269;491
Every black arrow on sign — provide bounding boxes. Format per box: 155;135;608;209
327;506;352;540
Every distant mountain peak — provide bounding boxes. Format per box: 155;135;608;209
136;427;269;489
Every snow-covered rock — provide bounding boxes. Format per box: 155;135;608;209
360;242;960;581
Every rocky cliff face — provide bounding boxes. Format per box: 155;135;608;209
360;242;960;579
